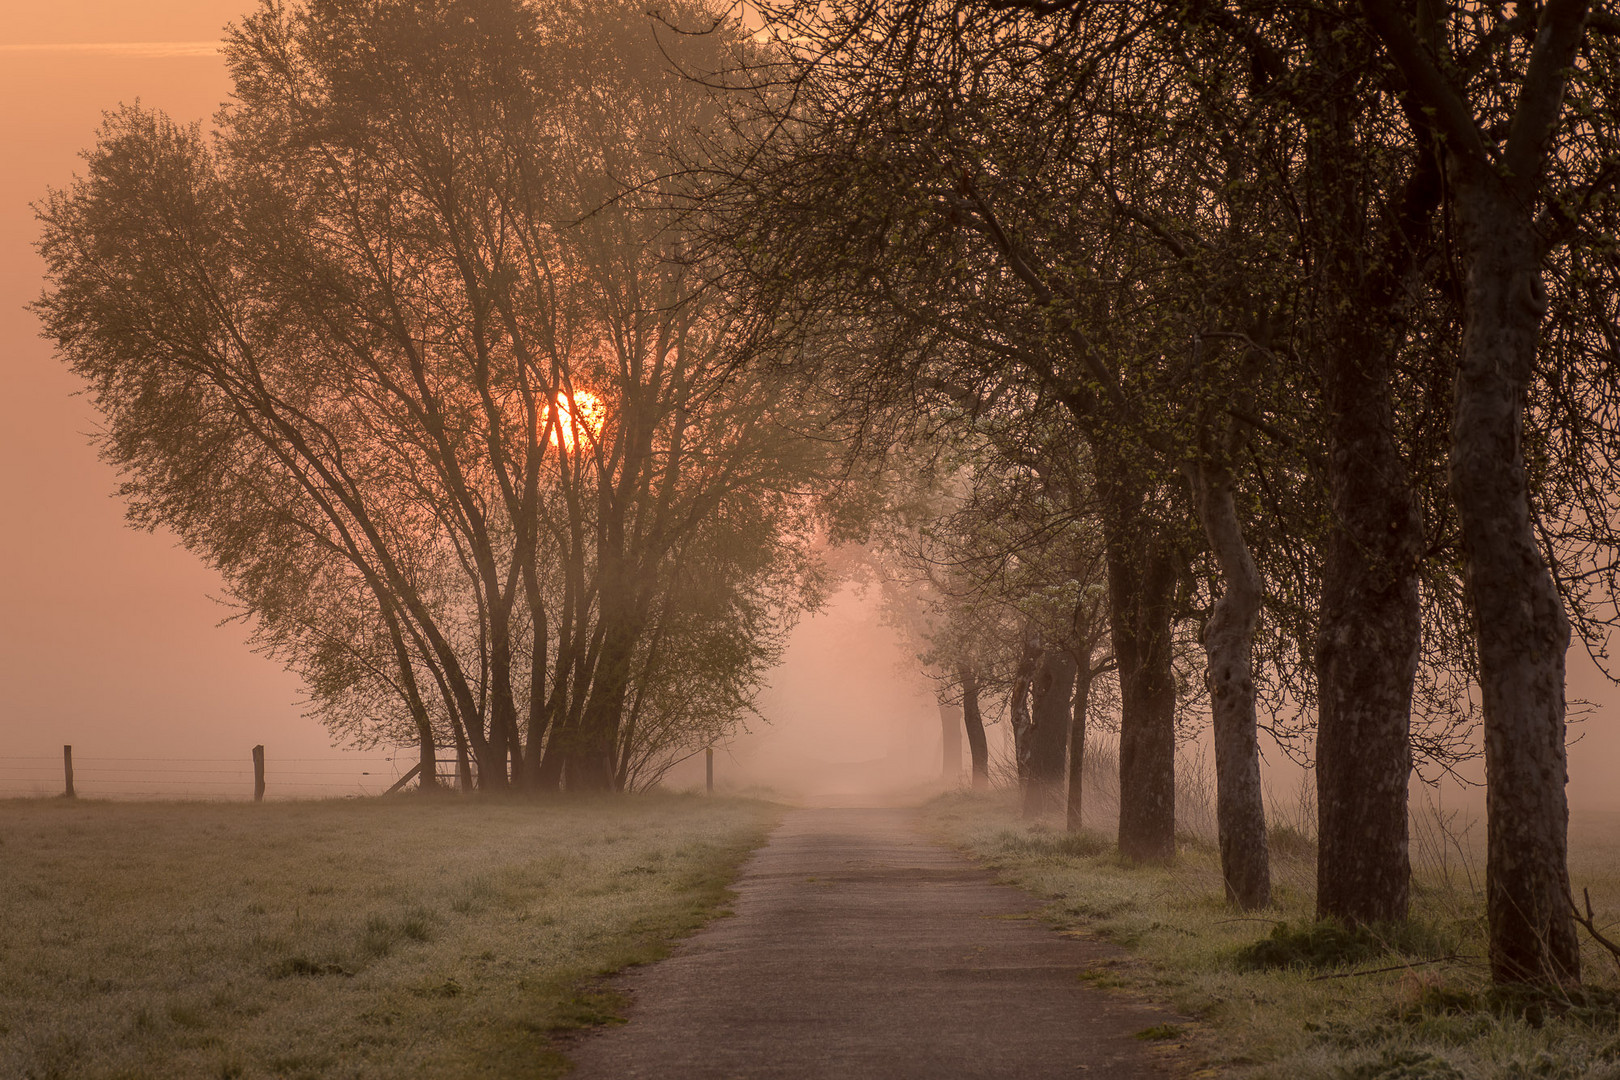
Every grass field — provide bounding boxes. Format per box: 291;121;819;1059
0;793;780;1079
928;789;1620;1080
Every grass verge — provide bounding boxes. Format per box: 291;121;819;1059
0;792;780;1079
926;789;1620;1080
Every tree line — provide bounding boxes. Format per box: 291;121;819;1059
34;0;1620;990
689;0;1620;989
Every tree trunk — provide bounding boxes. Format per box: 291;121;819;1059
569;611;640;792
1104;510;1178;861
1066;660;1092;833
383;607;441;793
1024;648;1076;819
1303;38;1428;925
453;718;473;793
939;701;964;782
1452;183;1579;986
1355;0;1588;979
1314;323;1421;925
959;664;990;790
1010;632;1042;784
1190;463;1270;909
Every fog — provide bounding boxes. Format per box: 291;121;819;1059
0;0;1617;817
662;584;962;803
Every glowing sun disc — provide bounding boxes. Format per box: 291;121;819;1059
548;389;605;450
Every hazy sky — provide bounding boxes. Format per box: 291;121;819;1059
2;1;1615;809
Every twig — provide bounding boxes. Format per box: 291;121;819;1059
1307;955;1473;981
1569;887;1620;979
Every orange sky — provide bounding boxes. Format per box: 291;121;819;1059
1;1;1615;809
0;1;391;796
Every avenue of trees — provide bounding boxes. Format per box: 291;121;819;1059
692;0;1620;988
34;0;1620;990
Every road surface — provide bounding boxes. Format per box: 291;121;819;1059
566;806;1183;1078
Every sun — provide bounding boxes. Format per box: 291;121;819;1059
547;388;606;451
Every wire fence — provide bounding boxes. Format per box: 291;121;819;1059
0;748;421;801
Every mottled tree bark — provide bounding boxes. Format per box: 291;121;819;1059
959;664;990;790
1190;463;1270;909
1024;648;1076;818
1358;0;1585;985
1066;660;1093;833
453;719;474;792
1304;31;1426;923
1452;186;1579;985
1314;324;1421;925
1104;503;1178;861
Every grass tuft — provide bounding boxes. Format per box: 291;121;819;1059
268;957;353;979
1338;1048;1467;1080
547;986;631;1032
1234;920;1457;972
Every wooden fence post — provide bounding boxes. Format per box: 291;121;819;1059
252;745;265;802
706;747;714;794
384;763;423;795
63;745;75;799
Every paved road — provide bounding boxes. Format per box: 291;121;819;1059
567;807;1181;1079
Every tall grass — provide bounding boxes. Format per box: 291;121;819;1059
928;780;1620;1080
0;793;778;1079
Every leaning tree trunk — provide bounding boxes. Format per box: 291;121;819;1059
1190;462;1270;909
1452;182;1579;986
959;664;990;790
1357;0;1588;981
382;605;441;793
1023;649;1077;819
1104;509;1179;861
1066;659;1093;833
